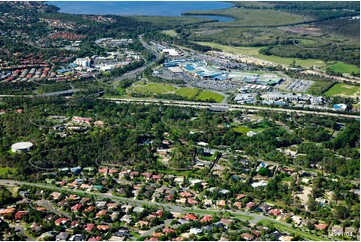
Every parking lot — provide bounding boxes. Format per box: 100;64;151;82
280;79;314;93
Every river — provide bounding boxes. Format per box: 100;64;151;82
48;1;234;22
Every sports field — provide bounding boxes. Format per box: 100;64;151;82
324;83;360;98
196;42;325;67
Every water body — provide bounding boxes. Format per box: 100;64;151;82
49;1;234;22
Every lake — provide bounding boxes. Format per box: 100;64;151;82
48;1;234;22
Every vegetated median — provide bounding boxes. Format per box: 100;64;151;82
257;219;329;241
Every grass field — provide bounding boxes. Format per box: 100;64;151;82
162;29;177;37
0;167;16;177
128;83;224;103
233;126;251;134
195;91;224;102
196;42;326;68
324;83;360;97
130;83;176;94
175;87;199;99
327;62;360;75
233;121;269;134
258;219;329;241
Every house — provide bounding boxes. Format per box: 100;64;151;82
189;228;203;235
270;230;283;240
96;210;107;218
51;192;62;200
129;171;139;178
107;203;118;210
97;224;110;231
70;166;82;175
180;192;193;198
98;168;108;174
80;184;91;190
54;218;69;226
133;206;144;213
291;215;303;226
120;214;132;224
279;235;294;241
256;204;272;213
163;228;175;234
331;226;343;236
268;209;281;217
84;223;95;232
246;202;255;210
247;131;258;137
187;198;198;205
69;234;85;241
234;202;242;209
217;200;227;207
14;211;28;220
236;194;246;200
241;233;254;241
88;236;102;241
142;172;153;180
109;169;118;174
56;232;70;241
71;204;83;212
95;201;107;208
200;215;213;223
136;220;149;228
220;218;234;225
84;206;95;213
174;177;184;184
344;227;357;237
184;214;197;221
152;232;163;238
314;223;328;230
30;222;43;233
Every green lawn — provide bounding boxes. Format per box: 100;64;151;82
328;62;360;75
258;219;329;241
195;91;224;103
324;83;360;97
175;87;199;99
0;167;16;177
130;83;176;94
233;126;251;134
196;42;325;68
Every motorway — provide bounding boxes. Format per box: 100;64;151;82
0;179;289;227
0;93;358;119
106;97;359;119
